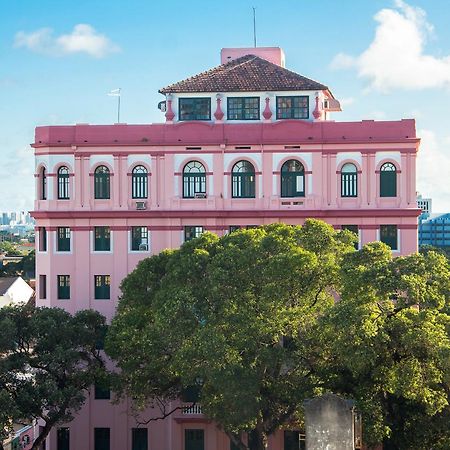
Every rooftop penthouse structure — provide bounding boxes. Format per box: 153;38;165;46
32;47;420;450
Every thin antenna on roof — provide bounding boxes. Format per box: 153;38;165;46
253;7;257;47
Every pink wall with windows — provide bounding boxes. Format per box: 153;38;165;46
32;115;420;449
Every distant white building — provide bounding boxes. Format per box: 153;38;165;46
0;277;34;307
417;193;432;215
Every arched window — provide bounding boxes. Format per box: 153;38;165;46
132;165;148;199
281;160;305;197
40;167;47;200
183;161;206;198
232;161;255;198
380;162;397;197
57;166;70;199
341;163;357;197
94;165;110;199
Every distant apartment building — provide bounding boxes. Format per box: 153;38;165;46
417;193;432;216
31;47;420;450
419;213;450;248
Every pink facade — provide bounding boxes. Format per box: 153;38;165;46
32;48;420;450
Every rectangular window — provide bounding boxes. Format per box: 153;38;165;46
184;226;204;242
185;429;204;450
94;383;111;400
342;225;359;250
227;97;260;120
94;275;111;300
131;227;149;251
94;227;111;251
95;325;108;351
57;428;70;450
94;428;110;450
39;275;47;299
39;227;47;252
229;226;242;233
132;428;148;450
57;275;70;300
179;98;211;121
284;430;306;450
380;225;398;250
276;96;309;119
57;227;71;252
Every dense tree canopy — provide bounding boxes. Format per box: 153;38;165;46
106;220;355;450
0;305;106;450
107;220;450;450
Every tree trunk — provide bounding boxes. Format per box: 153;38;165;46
248;427;268;450
31;420;55;450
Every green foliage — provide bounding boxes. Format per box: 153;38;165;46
0;241;22;257
0;305;107;449
323;244;450;449
0;250;35;279
107;221;450;450
107;220;354;448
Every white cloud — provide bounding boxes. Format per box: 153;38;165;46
330;1;450;92
14;24;120;58
417;129;450;212
339;97;355;107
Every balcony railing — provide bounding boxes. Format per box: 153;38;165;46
182;403;203;415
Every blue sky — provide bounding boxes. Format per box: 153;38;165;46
1;0;449;211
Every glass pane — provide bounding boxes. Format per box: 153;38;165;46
132;429;148;450
179;98;211;121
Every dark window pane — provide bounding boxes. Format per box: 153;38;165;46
131;227;149;251
227;97;260;120
57;227;71;252
229;226;242;233
380;225;398;250
94;275;111;300
39;227;47;252
57;428;70;450
132;166;148;199
284;430;305;450
94;383;111;400
41;168;47;200
179;98;211;121
232;161;255;198
57;166;70;200
132;428;148;450
276;96;309;119
341;163;358;197
380;163;397;197
57;275;70;300
183;161;206;198
184;226;204;242
94;428;110;450
39;275;46;299
185;429;204;450
94;227;111;251
94;166;110;199
281;160;305;197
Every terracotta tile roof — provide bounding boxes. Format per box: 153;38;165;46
159;55;329;94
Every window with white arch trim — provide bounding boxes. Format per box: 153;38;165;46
232;160;255;198
340;163;358;197
380;162;397;197
183;161;206;198
94;166;110;199
281;160;305;197
132;165;148;199
57;166;70;199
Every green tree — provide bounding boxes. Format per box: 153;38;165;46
322;244;450;449
107;220;355;450
0;305;107;450
0;241;22;257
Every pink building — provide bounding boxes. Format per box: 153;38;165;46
32;47;420;450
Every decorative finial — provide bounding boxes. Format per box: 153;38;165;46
263;97;272;120
214;94;224;121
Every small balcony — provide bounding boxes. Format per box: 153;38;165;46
182;403;203;415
